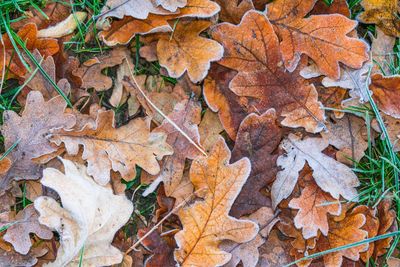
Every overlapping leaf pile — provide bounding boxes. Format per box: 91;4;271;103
0;0;399;266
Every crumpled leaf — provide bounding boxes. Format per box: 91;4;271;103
0;23;59;79
211;10;325;134
155;0;187;11
271;133;360;208
214;0;254;24
321;115;368;164
230;109;281;217
221;207;279;267
174;137;258;266
289;179;341;239
98;0;220;46
266;0;369;79
4;205;53;255
357;0;400;37
370;74;400;118
34;158;133;266
0;91;75;191
51;109;173;185
73;47;128;91
109;55;133;107
37;12;87;38
157;20;223;83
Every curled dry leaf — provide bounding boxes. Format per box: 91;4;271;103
230;109;280;217
211;11;325;134
0;91;75;190
144;99;201;205
174;137;258;266
4;205;53;255
266;0;369;79
289;178;341;239
109;55;133;107
370;74;400;119
155;0;187;12
357;0;400;37
34;158;133;266
157;20;223;83
51;109;173;185
37;12;87;38
198;109;224;152
271;133;359;208
0;23;59;79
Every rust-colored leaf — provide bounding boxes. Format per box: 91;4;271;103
198;109;224;152
214;0;254;24
266;0;369;79
370;74;400;119
374;199;396;258
174;137;258;266
230;109;281;217
211;11;325;133
312;0;351;17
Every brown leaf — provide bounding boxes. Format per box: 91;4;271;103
174;137;258;266
259;229;293;267
138;228;176;267
230;109;281;217
211;11;325;134
266;0;369;79
316;86;347;119
157;20;223;82
289;179;341;239
51;110;173;185
4;205;53;254
73;47;128;91
370;74;400;119
198;109;224;152
374;199;396;258
0;23;59;79
372;114;400;152
357;0;400;37
0;247;42;267
370;28;396;74
312;0;351;17
214;0;254;24
0;91;75;191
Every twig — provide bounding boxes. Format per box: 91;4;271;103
125;57;207;157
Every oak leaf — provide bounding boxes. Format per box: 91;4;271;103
258;230;293;267
230;109;280;217
198;109;224;152
174;137;258;266
374;199;396;258
157;20;223;83
4;205;53;255
266;0;369;79
271;133;359;208
0;247;44;267
155;0;187;11
370;74;400;118
370;28;396;74
34;158;133;266
316;86;347;119
312;0;351;17
357;0;400;37
289;179;341;239
51;109;173;185
214;0;254;24
0;91;75;191
98;0;220;46
211;10;325;134
0;23;59;79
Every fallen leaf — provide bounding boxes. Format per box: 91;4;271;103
51;109;173;185
321;115;368;164
73;47;128;91
370;28;396;75
0;23;59;79
198;109;224;152
372;114;400;151
357;0;400;37
214;0;254;24
37;12;87;38
271;133;360;208
109;55;133;107
138;227;176;267
370;74;400;118
174;137;258;266
289;179;341;239
24;181;43;201
157;20;223;83
258;229;293;267
155;0;187;11
34;158;133;266
374;199;396;258
0;91;75;191
4;205;53;254
312;0;351;17
230;109;281;217
0;247;41;267
266;0;369;79
211;11;325;134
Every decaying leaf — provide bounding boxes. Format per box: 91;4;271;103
289;179;341;239
271;133;359;208
230;109;281;217
174;137;258;266
37;12;87;38
211;11;325;134
0;91;75;190
266;0;369;79
157;20;223;83
34;158;133;266
51;109;173;185
109;55;134;107
357;0;400;37
0;23;59;79
370;74;400;118
4;205;52;254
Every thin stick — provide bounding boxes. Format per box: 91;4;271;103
0;32;6;94
125;58;207;157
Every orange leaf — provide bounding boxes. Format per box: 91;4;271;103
266;0;369;79
214;0;254;24
174;137;258;266
370;74;400;119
